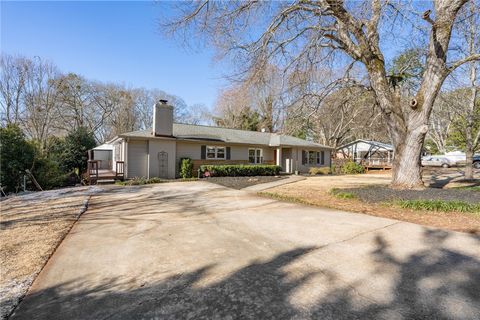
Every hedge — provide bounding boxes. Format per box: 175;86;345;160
179;158;194;178
199;164;281;177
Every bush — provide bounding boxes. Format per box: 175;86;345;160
341;161;365;174
58;127;96;175
116;176;197;186
33;157;69;190
199;164;281;177
309;167;331;175
179;158;194;179
0;124;35;193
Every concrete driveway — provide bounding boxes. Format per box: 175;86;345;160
11;182;480;319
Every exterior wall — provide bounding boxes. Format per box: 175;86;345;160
124;138;330;178
293;147;331;173
127;140;148;178
176;141;275;173
148;139;177;179
92;150;112;170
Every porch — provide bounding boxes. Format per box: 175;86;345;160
87;160;125;185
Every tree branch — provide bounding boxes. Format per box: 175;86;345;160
447;53;480;73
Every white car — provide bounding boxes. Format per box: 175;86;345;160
421;156;453;168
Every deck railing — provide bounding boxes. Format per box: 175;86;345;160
87;160;99;185
115;161;125;179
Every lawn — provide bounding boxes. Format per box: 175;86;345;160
261;171;480;234
0;187;101;319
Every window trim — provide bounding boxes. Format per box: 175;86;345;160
304;149;326;166
248;148;263;164
206;146;226;160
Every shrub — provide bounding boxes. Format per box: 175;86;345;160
33;157;69;190
116;176;197;186
0;124;35;193
341;161;365;174
199;164;281;177
179;158;194;179
58;127;96;175
309;167;331;175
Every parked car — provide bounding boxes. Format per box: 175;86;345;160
421;156;453;168
474;155;480;169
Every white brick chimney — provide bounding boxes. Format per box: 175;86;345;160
153;99;173;136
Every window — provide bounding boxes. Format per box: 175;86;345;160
216;147;225;159
249;148;263;164
304;150;326;165
206;146;226;159
308;151;316;165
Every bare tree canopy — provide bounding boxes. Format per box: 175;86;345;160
163;0;480;188
0;54;209;150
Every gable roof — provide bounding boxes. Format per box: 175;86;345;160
337;139;393;151
118;123;332;149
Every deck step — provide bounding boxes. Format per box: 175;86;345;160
96;179;116;185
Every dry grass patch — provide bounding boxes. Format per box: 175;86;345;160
262;175;480;235
0;187;100;318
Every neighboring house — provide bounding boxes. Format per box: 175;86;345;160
336;139;394;166
89;100;332;179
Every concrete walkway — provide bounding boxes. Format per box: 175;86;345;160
11;182;480;320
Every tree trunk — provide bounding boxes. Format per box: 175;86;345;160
390;127;426;189
465;148;474;180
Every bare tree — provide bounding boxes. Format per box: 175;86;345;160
164;0;480;188
427;94;455;154
461;0;480;179
21;57;61;152
0;55;29;125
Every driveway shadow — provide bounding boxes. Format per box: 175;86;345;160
10;229;480;320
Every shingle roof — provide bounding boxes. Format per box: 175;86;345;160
337;139;393;151
119;123;331;149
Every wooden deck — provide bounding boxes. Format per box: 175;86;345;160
87;161;124;185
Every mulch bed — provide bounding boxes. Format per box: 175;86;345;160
203;176;287;190
343;186;480;205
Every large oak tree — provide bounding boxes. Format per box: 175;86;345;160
164;0;480;188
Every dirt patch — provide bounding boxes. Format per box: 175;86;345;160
0;187;101;319
203;176;287;189
263;172;480;235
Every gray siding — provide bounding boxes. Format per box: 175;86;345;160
127;140;148;178
294;147;331;173
176;141;275;163
148;139;177;179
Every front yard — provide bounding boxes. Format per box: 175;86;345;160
0;187;101;319
260;169;480;234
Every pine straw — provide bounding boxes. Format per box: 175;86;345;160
261;176;480;235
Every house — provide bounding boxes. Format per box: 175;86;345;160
336;139;394;167
88;100;332;179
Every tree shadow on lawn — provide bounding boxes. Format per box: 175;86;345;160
11;229;480;320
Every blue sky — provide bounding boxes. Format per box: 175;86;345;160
1;1;225;109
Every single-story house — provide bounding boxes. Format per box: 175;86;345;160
90;100;332;179
336;139;394;166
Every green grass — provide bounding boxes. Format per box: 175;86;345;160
394;199;480;213
454;186;480;191
329;188;357;199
